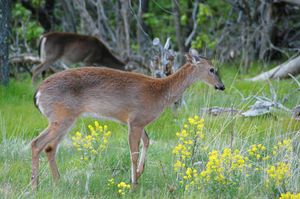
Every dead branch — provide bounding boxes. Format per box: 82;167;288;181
184;0;199;47
9;54;40;65
247;54;300;81
241;82;291;117
200;107;241;116
274;0;300;5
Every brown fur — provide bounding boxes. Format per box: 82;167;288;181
32;32;126;84
30;51;225;189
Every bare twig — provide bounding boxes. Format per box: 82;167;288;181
185;0;199;47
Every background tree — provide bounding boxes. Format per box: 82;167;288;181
7;0;300;78
0;0;11;86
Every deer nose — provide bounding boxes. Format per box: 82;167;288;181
215;85;225;91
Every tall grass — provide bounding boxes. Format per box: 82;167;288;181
0;68;299;198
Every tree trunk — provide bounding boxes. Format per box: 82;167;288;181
73;0;100;37
248;55;300;81
259;1;274;60
61;0;77;33
0;0;10;86
172;0;185;65
120;0;131;57
137;0;149;55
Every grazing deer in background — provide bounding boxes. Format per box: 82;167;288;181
31;32;126;84
31;49;225;189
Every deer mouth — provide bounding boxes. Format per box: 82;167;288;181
215;85;225;91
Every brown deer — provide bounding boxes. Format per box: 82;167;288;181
31;49;225;189
31;32;126;83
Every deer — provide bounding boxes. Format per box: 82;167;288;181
31;49;225;190
31;32;127;84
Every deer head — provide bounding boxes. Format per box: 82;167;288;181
186;49;225;91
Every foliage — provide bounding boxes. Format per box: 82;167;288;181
11;3;44;52
191;3;217;51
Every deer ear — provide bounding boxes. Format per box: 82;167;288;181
189;48;199;57
185;54;193;63
188;49;201;64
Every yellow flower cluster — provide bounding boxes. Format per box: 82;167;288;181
273;139;293;156
200;148;246;184
173;116;205;161
107;178;131;196
201;150;224;183
171;116;296;196
266;162;290;186
117;182;131;195
248;144;269;161
172;116;205;191
280;192;300;199
172;143;191;160
72;121;111;161
188;115;205;138
183;167;199;191
181;167;198;191
174;160;185;172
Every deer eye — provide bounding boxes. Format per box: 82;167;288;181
209;68;215;73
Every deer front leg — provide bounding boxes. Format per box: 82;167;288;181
128;124;143;184
137;130;149;179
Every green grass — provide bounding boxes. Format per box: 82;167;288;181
0;67;300;198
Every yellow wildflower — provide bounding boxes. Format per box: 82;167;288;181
280;192;300;199
267;162;290;186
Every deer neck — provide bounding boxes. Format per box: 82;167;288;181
162;63;198;105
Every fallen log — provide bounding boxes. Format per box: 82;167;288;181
248;55;300;81
9;54;41;76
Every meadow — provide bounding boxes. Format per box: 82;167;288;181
0;65;300;198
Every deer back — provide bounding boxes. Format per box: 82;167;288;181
40;32;126;70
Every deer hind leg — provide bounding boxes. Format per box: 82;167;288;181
31;118;75;189
128;124;144;184
44;138;61;184
31;127;50;190
137;130;149;179
31;60;54;84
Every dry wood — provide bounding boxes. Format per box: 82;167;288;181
9;54;40;76
248;55;300;81
200;107;241;116
10;54;41;65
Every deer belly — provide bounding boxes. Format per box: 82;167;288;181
81;111;128;124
